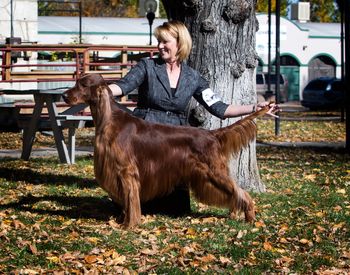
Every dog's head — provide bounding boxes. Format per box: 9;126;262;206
63;73;106;105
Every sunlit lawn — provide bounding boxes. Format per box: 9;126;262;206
0;111;348;273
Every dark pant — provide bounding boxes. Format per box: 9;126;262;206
142;186;191;216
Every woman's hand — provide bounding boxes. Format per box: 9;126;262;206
109;84;123;96
256;101;281;118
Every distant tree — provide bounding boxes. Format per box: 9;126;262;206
255;0;290;17
306;0;340;22
38;0;167;18
38;0;135;17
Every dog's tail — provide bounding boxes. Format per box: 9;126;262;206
212;106;269;158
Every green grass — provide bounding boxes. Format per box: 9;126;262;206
0;115;349;273
0;146;348;273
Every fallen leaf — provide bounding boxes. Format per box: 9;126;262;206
29;243;38;255
299;238;309;244
299;238;313;247
185;228;197;236
278;224;289;235
336;189;346;194
263;242;273;251
332;222;345;233
283;188;293;194
86;237;100;244
181;246;193;256
108;219;120;228
46;256;60;264
236;230;246;239
198;254;216;263
112;254;126;265
140;248;157;255
219;256;232;265
84;255;97;264
305;174;316;181
341;251;350;259
202;217;217;223
314;235;322;243
12;220;25;229
279;237;289;244
254;220;265;228
315;211;325;218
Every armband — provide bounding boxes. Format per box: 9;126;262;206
201;88;221;107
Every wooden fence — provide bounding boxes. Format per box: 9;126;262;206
0;44;158;84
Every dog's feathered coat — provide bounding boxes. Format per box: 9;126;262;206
64;74;268;228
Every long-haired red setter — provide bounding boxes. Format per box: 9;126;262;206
63;74;269;228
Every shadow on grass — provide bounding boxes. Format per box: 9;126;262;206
0;193;229;223
0;157;240;223
256;145;347;161
1;194;122;221
0;166;97;188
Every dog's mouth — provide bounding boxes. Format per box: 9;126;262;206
62;91;77;105
61;92;70;103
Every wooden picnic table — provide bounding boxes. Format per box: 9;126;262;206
1;88;92;164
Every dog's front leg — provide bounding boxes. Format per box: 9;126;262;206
121;174;142;228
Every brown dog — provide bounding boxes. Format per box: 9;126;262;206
63;73;268;228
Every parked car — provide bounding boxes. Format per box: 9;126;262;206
301;77;344;109
256;73;288;103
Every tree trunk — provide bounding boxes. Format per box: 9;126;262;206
162;0;266;192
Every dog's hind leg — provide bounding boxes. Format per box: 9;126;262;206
189;162;255;222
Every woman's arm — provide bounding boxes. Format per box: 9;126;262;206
108;58;148;97
193;86;280;119
224;102;280;118
223;104;256;117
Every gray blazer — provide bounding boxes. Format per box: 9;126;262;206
116;58;228;125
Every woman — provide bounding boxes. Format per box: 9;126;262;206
109;20;279;214
109;20;279;124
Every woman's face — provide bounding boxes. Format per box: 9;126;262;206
157;34;178;63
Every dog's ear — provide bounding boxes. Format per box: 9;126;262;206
78;73;104;88
96;85;111;100
77;73;91;87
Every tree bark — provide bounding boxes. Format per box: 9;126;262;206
162;0;266;192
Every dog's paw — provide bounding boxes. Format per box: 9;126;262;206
244;210;256;223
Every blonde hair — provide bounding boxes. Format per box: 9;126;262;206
154;20;192;62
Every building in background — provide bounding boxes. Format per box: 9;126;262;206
256;13;341;101
37;16;166;47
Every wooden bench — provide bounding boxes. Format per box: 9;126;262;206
1;87;137;164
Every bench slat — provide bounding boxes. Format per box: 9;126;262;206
56;115;93;121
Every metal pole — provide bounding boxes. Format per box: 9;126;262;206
267;0;271;94
146;11;155;46
149;24;152;45
275;0;281;136
10;0;14;38
345;0;350;153
79;1;82;44
340;5;345;122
